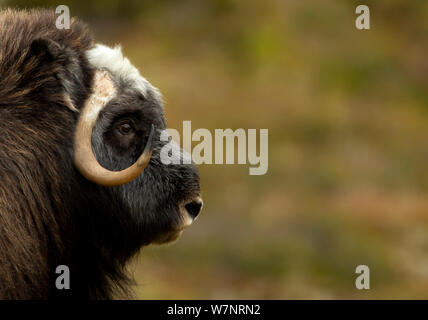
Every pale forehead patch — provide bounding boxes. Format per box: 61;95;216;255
93;70;116;98
84;70;117;122
85;44;161;99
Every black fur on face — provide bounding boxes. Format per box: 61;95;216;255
90;81;201;250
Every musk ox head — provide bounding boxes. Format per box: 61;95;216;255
74;44;203;247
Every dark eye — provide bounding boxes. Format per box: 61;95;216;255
117;122;134;135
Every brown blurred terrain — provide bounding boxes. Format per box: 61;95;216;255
4;0;428;298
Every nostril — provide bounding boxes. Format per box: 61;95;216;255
185;199;203;219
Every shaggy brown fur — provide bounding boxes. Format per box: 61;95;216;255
0;9;94;299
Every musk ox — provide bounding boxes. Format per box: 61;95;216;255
0;9;202;299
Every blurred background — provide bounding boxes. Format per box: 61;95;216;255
3;0;428;299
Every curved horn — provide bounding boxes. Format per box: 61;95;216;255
74;70;154;187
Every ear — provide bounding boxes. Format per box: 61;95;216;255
29;37;64;62
28;38;86;112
